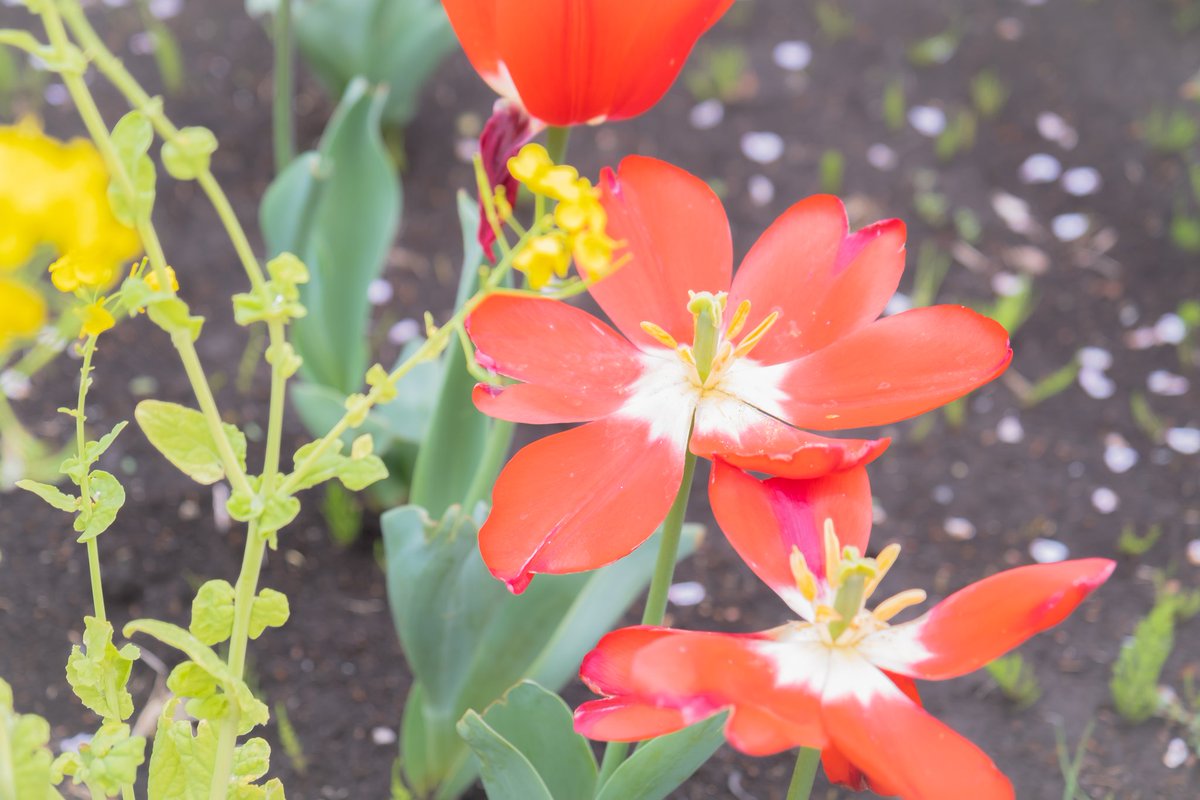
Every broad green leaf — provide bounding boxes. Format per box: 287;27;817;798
455;713;552;800
135;400;247;485
146;296;205;340
55;421;129;486
408;194;492;517
261;78;400;394
0;678;63;800
190;579;236;646
167;662;219;700
248;588;290;638
293;0;456;126
65;617;139;721
76;470;125;542
54;721;145;797
16;480;77;512
464;682;596;800
594;712;728;800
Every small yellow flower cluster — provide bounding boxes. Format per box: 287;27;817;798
0;118;140;276
0;279;47;348
507;144;619;289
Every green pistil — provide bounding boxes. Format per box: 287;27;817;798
828;570;870;640
688;293;722;383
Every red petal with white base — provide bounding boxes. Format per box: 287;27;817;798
478;416;686;592
467;293;644;423
777;305;1013;431
690;397;889;479
728;196;907;365
445;0;734;126
859;559;1116;681
708;459;874;611
821;651;1014;800
576;627;829;754
595;156;733;349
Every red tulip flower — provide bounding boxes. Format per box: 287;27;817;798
467;156;1013;592
442;0;734;127
574;460;1116;799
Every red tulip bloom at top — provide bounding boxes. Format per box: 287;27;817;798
574;460;1116;798
466;156;1013;592
442;0;735;127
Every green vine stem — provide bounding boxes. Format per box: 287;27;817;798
75;334;106;622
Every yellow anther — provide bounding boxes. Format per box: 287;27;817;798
145;265;179;293
822;518;841;588
789;546;820;602
726;299;752;340
508;143;553;185
492;186;513;221
640;321;679;350
872;589;927;623
732;310;780;359
533;165;582;202
513;233;570;289
572;228;616;281
677;347;697;368
864;543;902;599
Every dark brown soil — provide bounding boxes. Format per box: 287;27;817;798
1;1;1198;799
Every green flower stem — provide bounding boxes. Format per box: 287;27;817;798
271;0;294;174
786;747;821;800
75;335;107;623
597;445;699;786
261;320;288;484
545;126;570;166
208;520;267;800
462;418;514;512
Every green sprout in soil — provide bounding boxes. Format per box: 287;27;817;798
970;69;1009;119
1169;163;1200;254
911;169;948;227
1142;105;1199;154
910;241;951;308
1110;583;1200;723
1130;391;1168;443
1054;718;1095;800
936;109;977;162
1012;356;1081;409
986;652;1042;708
323;481;363;547
684;44;753;103
883;77;906;131
274;702;308;775
814;1;856;42
907;27;959;68
1116;523;1163;557
819;149;844;194
1178;298;1200;369
953;207;983;244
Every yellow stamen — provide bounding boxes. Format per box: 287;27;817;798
822;518;841;588
872;589;927;622
640;321;678;350
789;546;818;602
864;543;902;599
733;310;780;359
725;299;752;340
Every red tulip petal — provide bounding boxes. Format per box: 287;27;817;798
860;559;1116;680
467;293;644;423
708;459;874;615
442;0;503;94
578;626;830;755
573;697;699;742
595;156;733;349
729;196;907;365
483;0;732;125
479;416;688;592
778;305;1013;430
690;390;889;478
822;653;1014;800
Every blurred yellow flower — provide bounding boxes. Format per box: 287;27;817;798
49;252;117;294
78;300;115;338
0;119;140;275
0;278;47;348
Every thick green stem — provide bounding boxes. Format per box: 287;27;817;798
786;747;821;800
545;126;570;166
462;419;514;512
597;447;699;786
271;0;294;174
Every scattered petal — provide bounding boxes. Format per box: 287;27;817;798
1018;153;1061;184
367;279;393;305
866;143;898;171
991;271;1026;297
944;517;976;541
1029;538;1069;564
1051;213;1089;242
747;174;775;207
996;414;1024;444
148;0;182;18
1061;167;1101;197
1091;487;1119;514
1003;245;1050;275
995;17;1023;41
668;581;707;607
1078;368;1115;399
1154;313;1188;345
932;484;954;505
1148;370;1190;396
372;726;398;746
992;192;1034;234
388;318;421;345
1187;539;1200;566
1037;112;1078;150
1103;434;1138;474
908;105;947;137
689;99;724;130
1164;738;1189;769
1078;347;1112;371
1166;427;1200;455
740;131;785;164
772;40;812;71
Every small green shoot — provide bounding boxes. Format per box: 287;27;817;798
323;481;363;547
910;241;951;308
1017;357;1081;408
953;207;983;244
1117;523;1162;557
942;397;966;430
936;109;977;162
134;0;185;95
980;274;1036;335
274;702;308;775
883;78;906;131
1142;105;1199;154
907;28;959;67
819;149;844;194
970;69;1009;119
1054;718;1095;800
814;1;856;42
1110;586;1200;723
1130;391;1167;443
684;44;753;103
1170;206;1200;253
1177;298;1200;369
985;652;1041;708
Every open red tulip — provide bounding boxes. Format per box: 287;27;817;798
467;156;1013;592
574;460;1116;799
442;0;735;127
